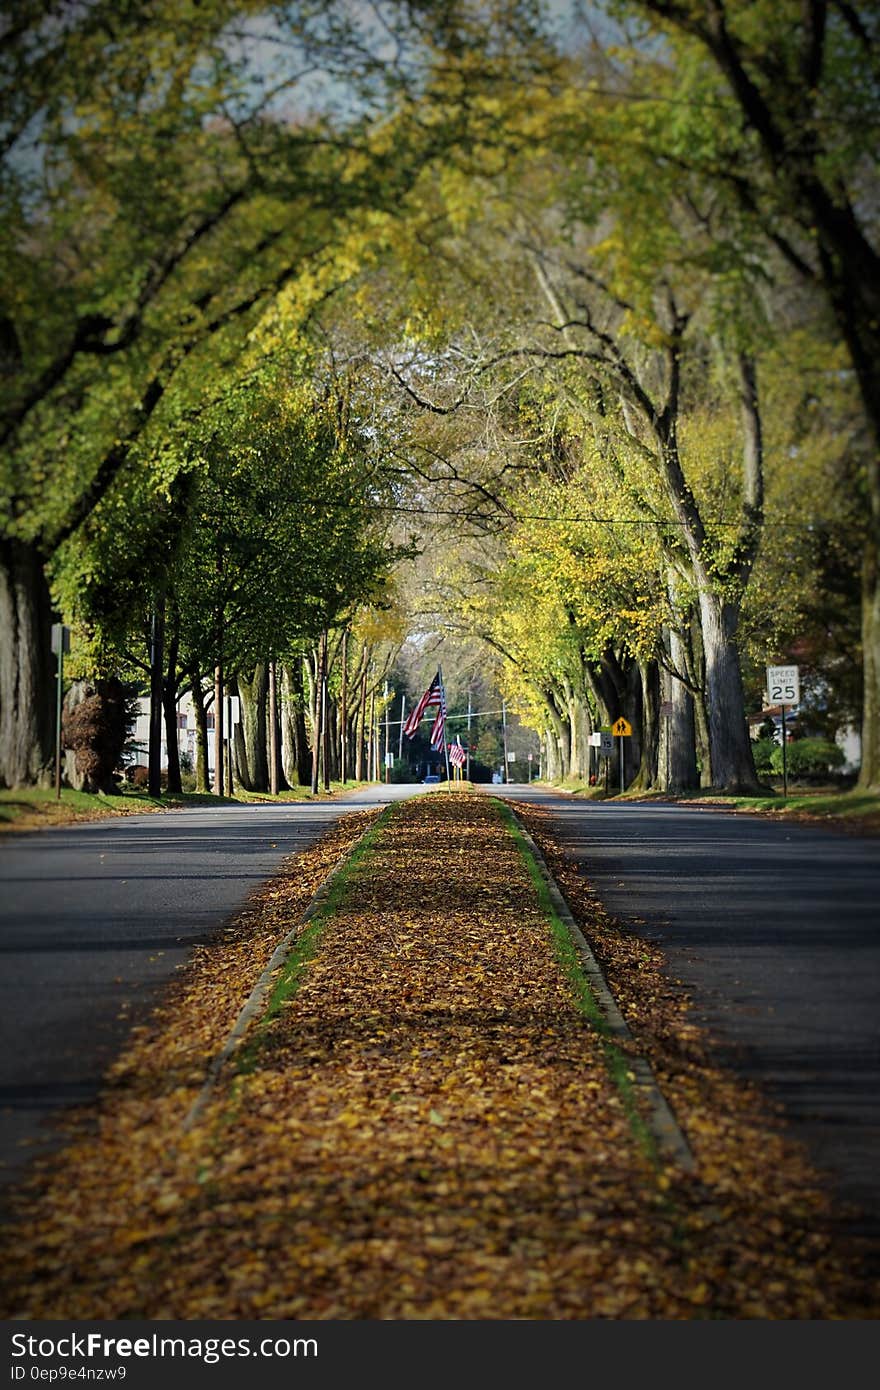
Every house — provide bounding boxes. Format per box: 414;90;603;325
127;691;228;778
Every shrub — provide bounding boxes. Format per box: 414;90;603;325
62;678;132;793
388;757;414;784
129;765;150;789
752;738;777;775
771;737;845;780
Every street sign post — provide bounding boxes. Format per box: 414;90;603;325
766;666;799;706
589;730;613;786
611;717;632;793
660;702;673;785
766;665;800;797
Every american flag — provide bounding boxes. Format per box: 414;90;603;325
403;669;446;751
428;678;447;750
449;738;467;769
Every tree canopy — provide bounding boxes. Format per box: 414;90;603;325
1;0;875;790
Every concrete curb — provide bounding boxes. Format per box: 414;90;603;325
501;802;696;1173
181;812;384;1133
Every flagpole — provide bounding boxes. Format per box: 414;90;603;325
439;666;452;785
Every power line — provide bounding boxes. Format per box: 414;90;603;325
313;497;836;531
382;707;511;727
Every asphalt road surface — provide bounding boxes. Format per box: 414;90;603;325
500;786;880;1240
4;783;879;1250
0;785;417;1195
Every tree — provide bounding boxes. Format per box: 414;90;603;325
612;0;879;784
0;0;546;785
350;77;772;788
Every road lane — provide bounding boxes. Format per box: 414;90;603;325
500;787;880;1238
0;785;419;1192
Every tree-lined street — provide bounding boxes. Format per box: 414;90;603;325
2;0;880;1334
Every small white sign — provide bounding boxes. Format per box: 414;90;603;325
385;752;394;768
506;751;516;762
766;665;800;706
590;731;613;756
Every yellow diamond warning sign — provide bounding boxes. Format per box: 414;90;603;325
612;717;632;737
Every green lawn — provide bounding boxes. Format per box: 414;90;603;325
0;781;375;832
540;779;880;829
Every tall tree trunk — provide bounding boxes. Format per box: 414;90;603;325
61;679;92;791
310;645;320;796
698;591;760;793
355;658;367;781
340;631;349;784
321;632;331;792
148;599;165;799
268;659;283;795
162;611;182;795
663;625;699;792
326;697;339;781
546;689;571;779
281;661;310;786
583;666;613;730
589;646;636;790
684;608;712;787
236;664;269;792
367;686;376;782
189;666;210;793
542;702;568;782
564;679;592;781
631;659;660;790
213;662;224;796
0;539;55;787
860;540;880;790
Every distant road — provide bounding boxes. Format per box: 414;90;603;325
0;786;417;1194
501;786;880;1239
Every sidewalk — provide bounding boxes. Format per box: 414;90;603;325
0;793;876;1318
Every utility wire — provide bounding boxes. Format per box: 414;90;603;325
309;497;837;531
379;708;512;727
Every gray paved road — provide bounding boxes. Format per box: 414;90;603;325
0;785;419;1193
500;786;880;1239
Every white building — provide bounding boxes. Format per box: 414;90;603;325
128;692;214;776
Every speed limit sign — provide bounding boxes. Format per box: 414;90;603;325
766;665;800;705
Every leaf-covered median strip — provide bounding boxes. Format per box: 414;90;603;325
0;794;876;1319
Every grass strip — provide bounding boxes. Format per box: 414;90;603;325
234;804;394;1072
0;781;375;832
492;797;659;1166
541;782;880;831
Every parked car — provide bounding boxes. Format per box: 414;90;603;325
422;774;441;783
